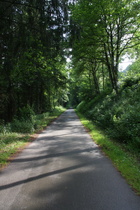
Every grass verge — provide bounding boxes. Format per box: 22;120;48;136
0;134;31;168
76;111;140;195
0;106;66;170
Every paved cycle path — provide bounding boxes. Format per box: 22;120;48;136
0;109;140;210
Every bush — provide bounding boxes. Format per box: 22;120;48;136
76;101;88;114
76;84;140;151
17;105;35;123
121;77;140;89
11;119;34;133
0;120;12;134
50;106;65;115
34;112;49;130
11;105;35;133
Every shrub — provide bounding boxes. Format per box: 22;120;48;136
121;77;140;89
0;122;11;134
11;119;34;133
17;105;35;123
77;101;88;114
77;84;140;151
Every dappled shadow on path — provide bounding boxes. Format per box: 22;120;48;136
11;147;97;163
1;109;140;210
0;161;95;191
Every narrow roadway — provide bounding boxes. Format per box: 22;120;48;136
0;109;140;210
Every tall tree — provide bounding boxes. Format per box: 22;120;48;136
71;0;140;93
0;0;69;121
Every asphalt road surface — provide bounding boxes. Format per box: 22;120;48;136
0;109;140;210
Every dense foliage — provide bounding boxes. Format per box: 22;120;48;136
75;56;140;150
0;0;140;152
69;0;140;93
0;0;69;122
69;0;140;150
77;81;140;151
0;105;65;133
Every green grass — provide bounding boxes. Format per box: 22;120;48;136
76;111;140;195
34;106;66;132
0;133;30;167
0;106;66;169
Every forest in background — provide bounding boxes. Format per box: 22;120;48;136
69;0;140;152
0;0;140;151
0;0;70;123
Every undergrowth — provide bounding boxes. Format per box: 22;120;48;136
76;111;140;195
76;81;140;154
0;106;65;169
